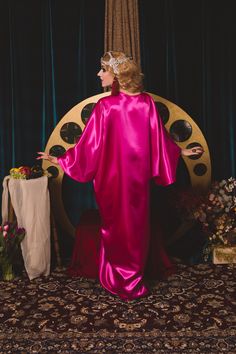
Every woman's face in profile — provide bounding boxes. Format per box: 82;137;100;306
97;66;114;88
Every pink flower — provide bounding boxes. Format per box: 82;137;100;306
3;224;9;231
3;231;8;238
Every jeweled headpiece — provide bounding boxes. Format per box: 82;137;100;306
101;51;130;75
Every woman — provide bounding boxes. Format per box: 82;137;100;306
37;51;203;300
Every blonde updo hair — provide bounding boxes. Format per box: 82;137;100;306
101;51;144;93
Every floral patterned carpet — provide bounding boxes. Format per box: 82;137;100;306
0;262;236;353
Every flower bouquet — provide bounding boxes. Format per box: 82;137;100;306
172;177;236;262
0;221;26;280
10;165;46;179
194;177;236;263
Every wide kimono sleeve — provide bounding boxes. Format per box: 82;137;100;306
149;97;181;186
57;100;104;182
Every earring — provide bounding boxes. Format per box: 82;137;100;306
111;77;119;96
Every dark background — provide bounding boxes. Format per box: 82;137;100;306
139;0;235;180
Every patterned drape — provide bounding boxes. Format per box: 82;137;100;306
104;0;141;66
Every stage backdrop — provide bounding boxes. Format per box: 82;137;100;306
0;0;235;260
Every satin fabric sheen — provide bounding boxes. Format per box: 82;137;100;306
58;92;181;300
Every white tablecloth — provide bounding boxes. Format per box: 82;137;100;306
2;175;51;280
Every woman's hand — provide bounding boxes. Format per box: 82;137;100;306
181;146;204;157
36;152;59;165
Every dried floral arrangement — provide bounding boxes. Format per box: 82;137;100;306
170;177;236;261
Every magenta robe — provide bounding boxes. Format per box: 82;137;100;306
58;92;181;300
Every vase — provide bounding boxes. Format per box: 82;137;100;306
1;262;15;281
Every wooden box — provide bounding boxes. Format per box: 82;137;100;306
213;246;236;264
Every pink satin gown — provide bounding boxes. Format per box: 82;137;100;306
58;92;181;300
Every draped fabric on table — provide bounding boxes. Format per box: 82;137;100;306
2;176;50;280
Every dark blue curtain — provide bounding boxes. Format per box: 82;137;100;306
0;0;105;223
0;0;105;260
139;0;236;180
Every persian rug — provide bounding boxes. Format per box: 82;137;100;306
0;263;236;353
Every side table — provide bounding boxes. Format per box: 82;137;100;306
2;175;61;280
